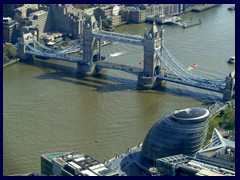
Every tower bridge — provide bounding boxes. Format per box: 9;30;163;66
17;16;234;101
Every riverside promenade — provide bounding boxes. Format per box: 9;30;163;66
3;58;20;68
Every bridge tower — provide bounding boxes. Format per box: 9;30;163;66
76;16;101;77
223;71;235;101
17;32;35;61
137;21;163;89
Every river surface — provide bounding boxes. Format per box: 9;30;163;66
3;4;235;175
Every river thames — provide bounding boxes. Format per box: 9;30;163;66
3;4;234;175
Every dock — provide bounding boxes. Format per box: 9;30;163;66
182;19;202;29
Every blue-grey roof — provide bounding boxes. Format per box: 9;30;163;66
141;107;210;161
172;107;210;123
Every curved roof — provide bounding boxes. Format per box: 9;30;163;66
141;107;210;161
172;107;210;123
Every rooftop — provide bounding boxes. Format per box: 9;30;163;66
172;107;210;122
43;151;119;176
29;10;47;17
15;4;38;11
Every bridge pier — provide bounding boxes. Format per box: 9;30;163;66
137;21;163;90
76;63;97;78
137;73;162;89
223;72;235;101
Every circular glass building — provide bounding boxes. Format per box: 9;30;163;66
141;107;210;161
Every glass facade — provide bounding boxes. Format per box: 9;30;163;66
142;107;210;161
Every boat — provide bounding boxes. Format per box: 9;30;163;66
191;63;197;68
182;19;201;29
139;59;144;64
188;63;197;70
228;6;235;11
228;56;235;64
101;40;112;47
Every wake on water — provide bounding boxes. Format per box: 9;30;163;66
108;52;124;57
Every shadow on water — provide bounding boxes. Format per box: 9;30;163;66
153;85;221;103
26;59;137;92
23;60;221;102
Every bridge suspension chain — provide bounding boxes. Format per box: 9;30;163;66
155;49;225;89
162;45;205;80
25;43;43;54
162;45;225;85
57;39;82;54
155;50;193;82
25;43;82;62
33;39;83;55
33;39;58;53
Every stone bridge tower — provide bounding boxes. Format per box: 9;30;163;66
137;21;164;89
223;71;235;101
76;16;101;77
17;32;35;61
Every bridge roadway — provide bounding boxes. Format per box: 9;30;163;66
158;73;225;93
95;61;142;75
92;30;144;46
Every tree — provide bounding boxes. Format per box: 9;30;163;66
3;43;17;64
3;43;17;59
219;110;225;117
3;53;10;64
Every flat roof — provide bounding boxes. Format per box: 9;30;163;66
89;163;105;170
47;153;63;160
81;169;97;176
30;10;47;17
196;169;224;176
74;157;85;162
69;161;82;169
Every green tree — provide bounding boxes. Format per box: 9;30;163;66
219;110;225;116
3;53;10;64
204;118;219;145
3;43;17;59
223;109;235;130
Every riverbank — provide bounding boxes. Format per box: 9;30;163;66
204;101;235;145
191;4;221;12
3;58;20;68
